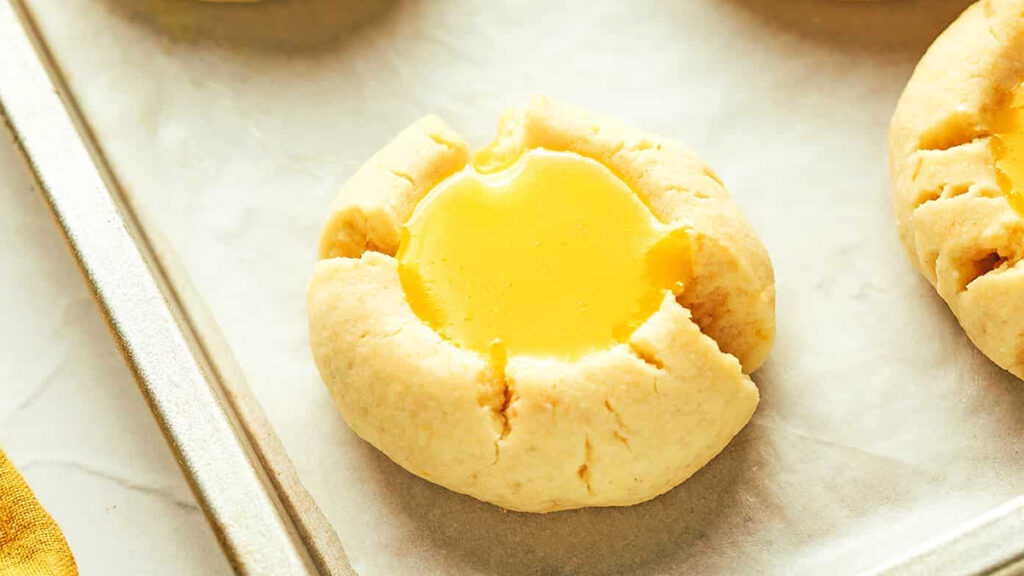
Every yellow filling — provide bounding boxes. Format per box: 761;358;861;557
992;83;1024;216
397;149;692;362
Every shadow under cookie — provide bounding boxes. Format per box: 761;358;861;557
715;0;973;51
97;0;399;53
357;424;758;576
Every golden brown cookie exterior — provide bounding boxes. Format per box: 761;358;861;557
309;97;774;512
890;0;1024;379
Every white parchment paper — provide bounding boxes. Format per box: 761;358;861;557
23;0;1024;573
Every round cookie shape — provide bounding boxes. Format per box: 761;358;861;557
890;0;1024;380
309;96;775;512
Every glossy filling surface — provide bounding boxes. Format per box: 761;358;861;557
398;149;692;362
992;84;1024;216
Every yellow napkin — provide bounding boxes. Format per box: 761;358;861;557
0;449;77;576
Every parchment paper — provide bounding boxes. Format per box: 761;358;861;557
22;0;1024;573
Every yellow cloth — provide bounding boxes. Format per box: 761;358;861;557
0;450;77;576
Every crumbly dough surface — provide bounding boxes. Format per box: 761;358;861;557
309;96;775;512
890;0;1024;380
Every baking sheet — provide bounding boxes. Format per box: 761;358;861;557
21;0;1024;573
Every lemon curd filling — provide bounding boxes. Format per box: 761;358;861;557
397;149;692;362
992;83;1024;216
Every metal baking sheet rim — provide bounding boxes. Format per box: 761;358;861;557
1;0;1021;573
0;1;352;574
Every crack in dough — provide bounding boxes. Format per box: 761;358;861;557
576;437;594;496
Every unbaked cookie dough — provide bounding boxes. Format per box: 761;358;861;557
308;96;775;512
890;0;1024;380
